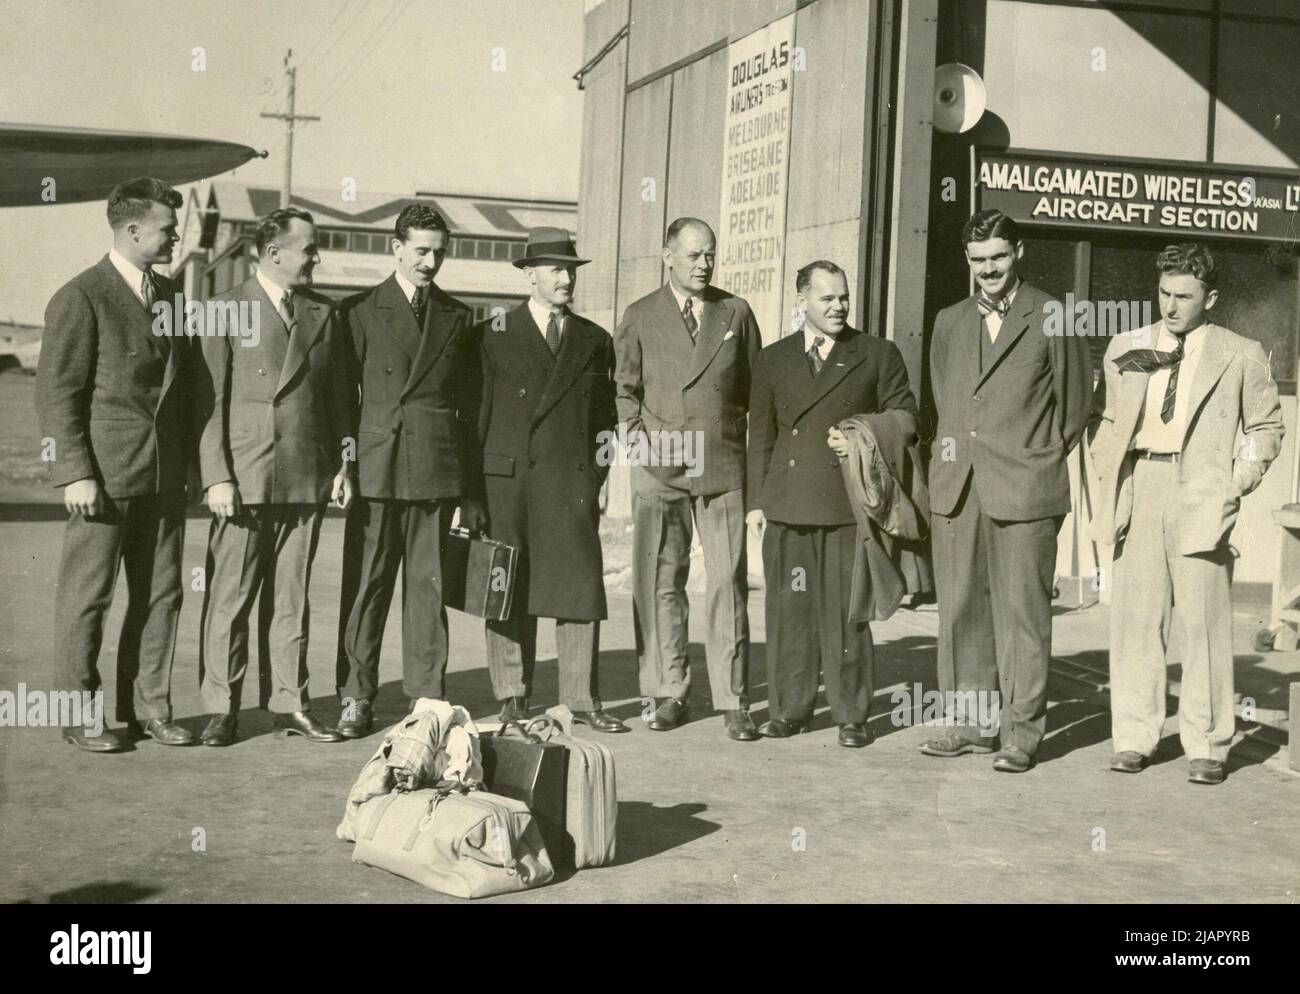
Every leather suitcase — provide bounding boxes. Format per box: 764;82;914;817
527;710;617;868
479;722;573;871
352;787;554;899
442;527;517;621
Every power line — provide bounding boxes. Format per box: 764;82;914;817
314;0;414;106
298;0;372;83
297;0;358;72
260;50;322;207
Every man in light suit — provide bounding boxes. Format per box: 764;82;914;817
615;217;763;741
195;207;354;746
36;177;194;751
747;261;917;747
1090;243;1282;785
333;204;485;738
472;227;627;733
924;210;1092;772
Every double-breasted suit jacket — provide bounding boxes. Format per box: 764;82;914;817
38;255;191;497
344;275;477;501
614;284;762;495
473;303;617;622
748;326;917;526
196;276;353;504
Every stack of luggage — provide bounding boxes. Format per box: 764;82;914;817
338;701;616;899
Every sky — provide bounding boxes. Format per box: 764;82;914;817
0;0;586;326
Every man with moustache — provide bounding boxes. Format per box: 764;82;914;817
747;261;916;747
923;210;1092;772
1090;243;1282;785
36;177;194;751
194;207;354;746
614;217;763;741
333;205;484;738
472;227;627;732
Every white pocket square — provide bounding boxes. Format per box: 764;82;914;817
723;330;735;341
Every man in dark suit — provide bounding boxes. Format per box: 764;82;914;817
333;204;485;738
615;217;763;741
747;260;916;748
472;227;627;733
194;207;354;746
36;177;194;752
924;210;1092;772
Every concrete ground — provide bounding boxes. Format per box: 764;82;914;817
1;500;1297;905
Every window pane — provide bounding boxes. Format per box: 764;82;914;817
493;240;510;260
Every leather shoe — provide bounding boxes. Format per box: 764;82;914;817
757;717;807;738
1109;750;1148;774
992;745;1033;773
337;699;374;739
838;722;872;748
647;698;688;731
1188;758;1226;785
498;696;529;723
919;732;994;757
273;710;344;743
133;718;194;746
200;713;238;747
573;709;630;733
61;725;125;753
724;710;759;741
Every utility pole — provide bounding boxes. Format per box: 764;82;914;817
260;49;320;208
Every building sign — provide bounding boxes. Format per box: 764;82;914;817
715;13;796;343
975;149;1300;244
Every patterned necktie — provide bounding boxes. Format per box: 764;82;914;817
279;290;295;332
682;297;698;339
546;312;562;356
141;270;157;310
412;284;428;327
975;292;1010;318
1114;334;1186;423
808;335;826;376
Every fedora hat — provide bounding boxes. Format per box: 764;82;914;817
513;226;590;268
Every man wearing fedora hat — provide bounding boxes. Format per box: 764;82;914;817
468;227;627;733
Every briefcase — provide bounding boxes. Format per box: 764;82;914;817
442;527;517;621
479;721;573;871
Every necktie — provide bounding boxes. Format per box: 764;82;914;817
412;285;428;327
682;298;698;339
975;292;1011;318
545;312;562;356
279;291;295;332
807;335;826;376
141;270;157;310
1114;334;1186;424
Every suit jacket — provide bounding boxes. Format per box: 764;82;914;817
196;275;353;505
928;281;1092;520
343;275;476;501
36;255;191;498
1088;322;1283;555
473;303;617;621
748;326;917;527
615;284;762;496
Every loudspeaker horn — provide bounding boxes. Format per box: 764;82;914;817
933;62;986;134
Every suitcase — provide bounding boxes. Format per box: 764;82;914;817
352;786;553;899
442;527;517;621
527;708;617;868
479;721;573;870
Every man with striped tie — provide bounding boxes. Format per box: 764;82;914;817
924;210;1093;773
1089;243;1283;785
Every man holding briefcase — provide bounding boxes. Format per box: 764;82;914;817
469;227;627;734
